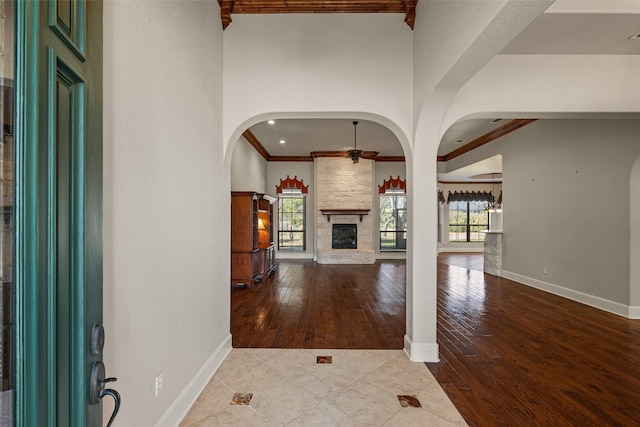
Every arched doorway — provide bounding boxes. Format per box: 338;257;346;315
226;115;412;348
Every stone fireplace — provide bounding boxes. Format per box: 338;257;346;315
316;157;375;264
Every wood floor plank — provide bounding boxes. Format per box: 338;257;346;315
231;259;406;350
231;255;640;425
430;253;640;426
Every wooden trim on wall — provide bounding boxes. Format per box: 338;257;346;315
242;129;270;161
242;118;535;165
439;119;538;162
269;155;314;162
218;0;417;30
374;155;405;162
310;150;380;159
437;180;501;185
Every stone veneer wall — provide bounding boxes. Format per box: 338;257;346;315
316;157;375;264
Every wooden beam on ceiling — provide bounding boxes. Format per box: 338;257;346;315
437;119;538;162
218;0;417;30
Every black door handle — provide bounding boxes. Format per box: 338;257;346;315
90;362;121;426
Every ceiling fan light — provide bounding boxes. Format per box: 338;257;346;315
349;149;363;163
348;120;363;163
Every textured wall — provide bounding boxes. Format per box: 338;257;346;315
316;158;374;264
103;1;228;425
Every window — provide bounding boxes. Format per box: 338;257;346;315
448;200;488;242
278;192;306;251
275;176;309;252
379;176;407;251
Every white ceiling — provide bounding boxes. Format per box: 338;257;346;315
249;118;404;157
244;3;639;182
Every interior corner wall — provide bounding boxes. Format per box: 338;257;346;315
267;161;315;258
498;120;640;306
231;136;268;193
103;2;228;426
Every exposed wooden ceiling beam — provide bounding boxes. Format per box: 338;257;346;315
218;0;417;30
437;119;538;162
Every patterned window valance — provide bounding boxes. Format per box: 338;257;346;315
447;190;495;204
276;175;308;194
438;190;445;204
379;176;406;194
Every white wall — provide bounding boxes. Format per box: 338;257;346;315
103;2;229;426
501;120;640;307
439;119;640;314
222;13;414;158
231;135;268;193
267;161;315;258
375;162;406;189
443;55;640;131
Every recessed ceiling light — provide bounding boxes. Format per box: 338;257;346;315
268;120;275;125
456;139;464;144
279;140;285;144
629;31;640;40
491;118;503;123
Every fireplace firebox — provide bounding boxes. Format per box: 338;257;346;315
332;224;357;249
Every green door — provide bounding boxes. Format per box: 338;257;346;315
15;0;110;425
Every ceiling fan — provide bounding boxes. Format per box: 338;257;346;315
347;121;378;163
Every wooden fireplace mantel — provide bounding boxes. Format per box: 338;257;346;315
320;209;370;222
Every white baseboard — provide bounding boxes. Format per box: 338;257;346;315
629;306;640;319
275;252;314;260
437;244;484;253
155;334;232;427
502;271;633;318
403;335;439;362
376;252;407;260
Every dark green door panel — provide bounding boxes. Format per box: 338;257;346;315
15;0;103;425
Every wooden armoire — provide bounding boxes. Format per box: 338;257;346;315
231;192;276;286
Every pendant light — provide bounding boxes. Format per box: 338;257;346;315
486;173;502;212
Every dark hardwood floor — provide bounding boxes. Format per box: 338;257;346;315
231;259;406;349
431;253;640;426
230;254;640;425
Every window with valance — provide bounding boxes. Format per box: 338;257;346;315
379;176;406;251
446;191;490;242
276;176;308;251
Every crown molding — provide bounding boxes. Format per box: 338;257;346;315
311;150;380;159
242;129;270;161
244;119;534;165
218;1;417;30
438;119;538;162
374;155;405;162
269;156;314;162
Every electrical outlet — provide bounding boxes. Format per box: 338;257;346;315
155;372;164;396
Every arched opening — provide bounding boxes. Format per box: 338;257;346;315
226;114;413;349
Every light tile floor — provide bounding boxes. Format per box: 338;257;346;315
180;349;467;426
